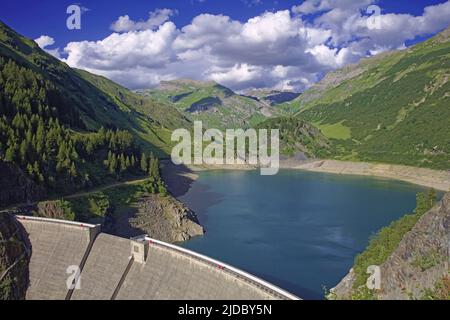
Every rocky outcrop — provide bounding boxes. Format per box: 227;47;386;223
0;213;30;300
129;194;204;243
0;161;46;208
378;193;450;299
332;193;450;300
330;269;357;300
34;200;75;221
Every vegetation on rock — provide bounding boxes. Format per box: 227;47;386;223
0;213;29;300
348;189;438;299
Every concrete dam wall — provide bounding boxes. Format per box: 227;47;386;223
16;216;298;300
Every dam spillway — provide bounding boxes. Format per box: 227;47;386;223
16;216;299;300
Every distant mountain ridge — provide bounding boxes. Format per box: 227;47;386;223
137;79;285;129
244;88;301;107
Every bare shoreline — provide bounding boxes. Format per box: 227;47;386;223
280;159;450;192
162;159;450;196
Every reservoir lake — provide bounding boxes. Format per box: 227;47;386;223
179;169;430;299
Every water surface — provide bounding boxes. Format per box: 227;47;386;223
179;169;429;299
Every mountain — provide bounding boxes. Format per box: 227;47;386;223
137;79;283;129
0;20;187;206
281;25;450;170
0;20;189;155
255;117;333;158
245;88;301;106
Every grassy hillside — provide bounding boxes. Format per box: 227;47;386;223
75;70;190;156
138;79;283;129
290;26;450;169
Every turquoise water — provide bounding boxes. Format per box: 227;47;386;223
179;169;429;300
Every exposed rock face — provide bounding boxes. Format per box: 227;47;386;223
129;194;204;243
291;160;450;191
332;193;450;300
331;269;356;300
0;161;45;208
379;193;450;300
0;213;30;300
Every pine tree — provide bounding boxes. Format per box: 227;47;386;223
120;154;127;173
57;142;67;166
109;155;117;174
150;155;160;179
140;153;148;172
69;162;77;178
4;145;16;162
26;163;34;177
19;140;29;164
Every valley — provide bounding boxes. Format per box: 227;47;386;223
0;17;449;301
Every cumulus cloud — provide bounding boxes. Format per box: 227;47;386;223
61;2;450;91
111;8;177;32
35;35;55;48
35;35;62;59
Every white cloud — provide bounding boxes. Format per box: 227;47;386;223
209;63;261;84
34;35;62;59
61;2;450;91
307;45;351;68
35;35;55;48
292;0;374;15
111;8;177;32
65;22;178;71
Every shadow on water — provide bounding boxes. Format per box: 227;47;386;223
179;182;225;225
161;162;198;198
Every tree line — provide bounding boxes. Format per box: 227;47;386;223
0;56;161;194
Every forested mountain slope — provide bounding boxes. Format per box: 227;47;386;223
0;20;185;206
255;117;333;158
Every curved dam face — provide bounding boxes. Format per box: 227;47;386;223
16;216;298;300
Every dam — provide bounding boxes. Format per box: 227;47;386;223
15;215;299;300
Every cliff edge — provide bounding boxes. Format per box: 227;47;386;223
332;193;450;300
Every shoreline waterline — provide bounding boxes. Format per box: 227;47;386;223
162;159;449;197
280;159;450;192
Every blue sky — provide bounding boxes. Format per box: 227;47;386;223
1;0;449;91
1;0;446;47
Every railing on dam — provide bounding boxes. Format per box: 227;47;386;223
145;236;300;300
15;215;98;229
